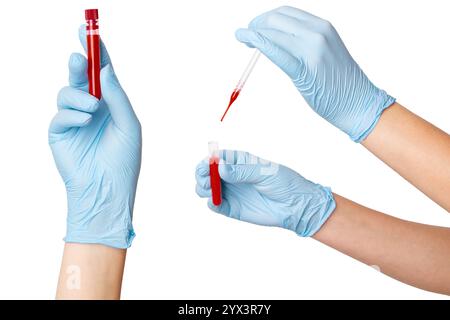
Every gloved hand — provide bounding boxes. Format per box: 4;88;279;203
195;150;335;236
48;26;141;249
235;6;395;142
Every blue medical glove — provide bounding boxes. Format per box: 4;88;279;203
195;150;335;237
48;26;141;249
235;6;395;142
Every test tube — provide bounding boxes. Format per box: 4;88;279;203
85;9;101;99
208;141;222;206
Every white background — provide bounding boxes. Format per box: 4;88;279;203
0;0;449;299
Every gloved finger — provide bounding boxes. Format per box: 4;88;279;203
195;159;210;177
68;53;88;89
235;29;300;79
49;109;92;134
218;150;271;184
249;12;306;34
101;64;140;133
78;25;111;68
196;173;211;189
251;28;308;61
275;6;322;22
57;86;100;113
195;160;211;189
207;198;231;217
195;159;210;185
196;184;211;198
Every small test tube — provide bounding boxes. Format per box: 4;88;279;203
208;141;222;206
85;9;101;99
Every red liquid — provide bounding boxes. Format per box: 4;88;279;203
220;89;240;122
86;10;101;99
87;34;101;99
209;157;222;206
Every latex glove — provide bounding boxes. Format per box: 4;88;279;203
195;150;335;236
235;6;395;142
48;26;141;249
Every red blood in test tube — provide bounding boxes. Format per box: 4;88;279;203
210;156;222;206
85;9;101;99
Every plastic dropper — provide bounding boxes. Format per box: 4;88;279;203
220;50;261;121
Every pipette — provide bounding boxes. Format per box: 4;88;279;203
220;50;261;121
208;141;222;206
85;9;101;99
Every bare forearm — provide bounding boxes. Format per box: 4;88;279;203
362;103;450;211
314;194;450;295
56;243;126;300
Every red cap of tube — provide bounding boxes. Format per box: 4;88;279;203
85;9;99;20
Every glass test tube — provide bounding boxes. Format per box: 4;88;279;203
85;9;101;99
208;141;222;206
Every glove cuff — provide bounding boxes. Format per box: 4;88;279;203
292;186;336;237
349;89;396;143
64;226;135;249
65;197;136;249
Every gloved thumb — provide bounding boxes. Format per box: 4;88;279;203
235;28;257;48
235;28;299;80
100;64;140;134
219;163;258;184
218;150;274;185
